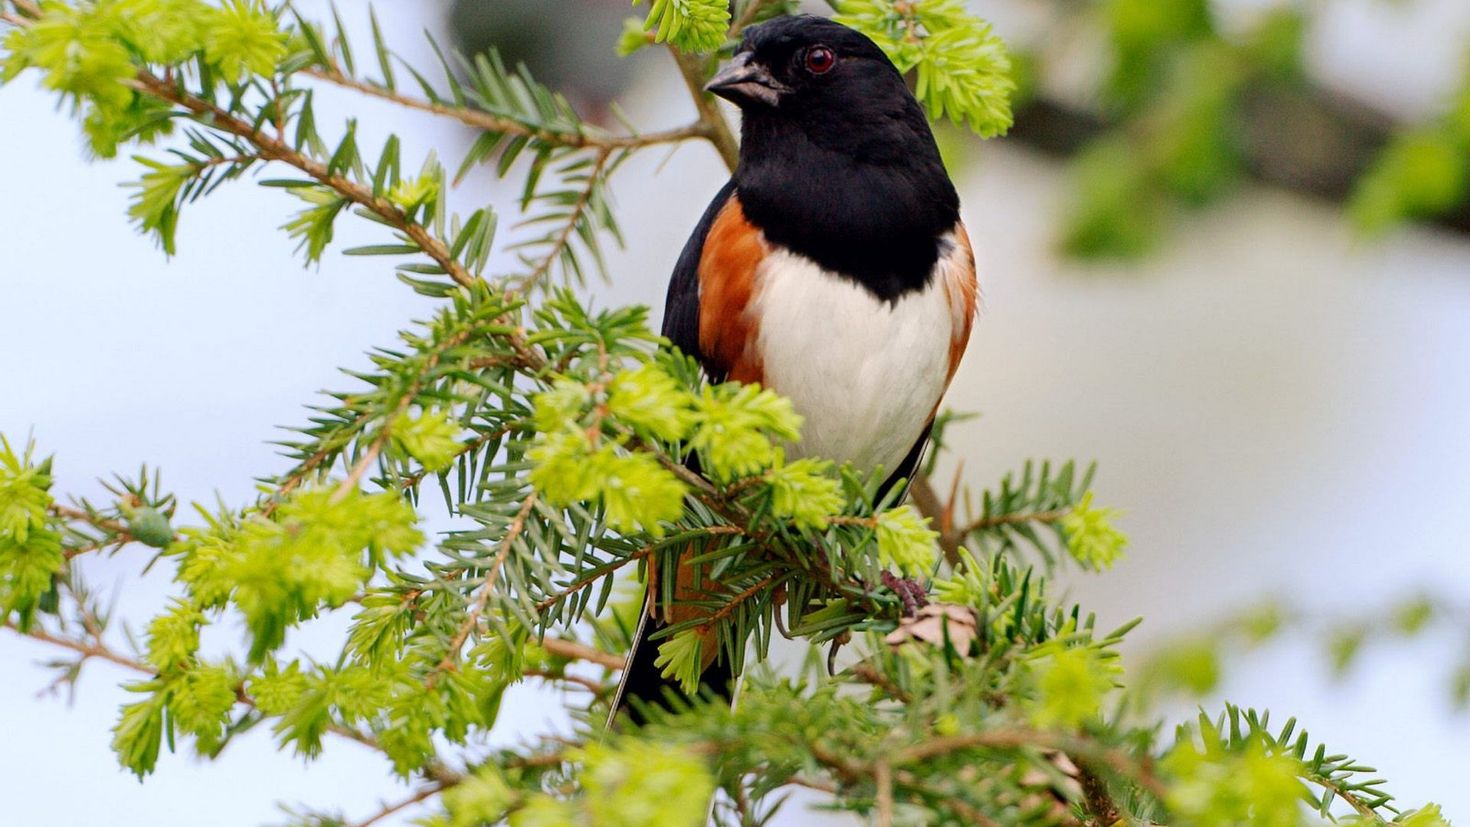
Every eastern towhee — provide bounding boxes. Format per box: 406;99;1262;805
612;15;978;723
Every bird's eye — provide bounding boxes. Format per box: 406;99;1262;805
804;45;836;75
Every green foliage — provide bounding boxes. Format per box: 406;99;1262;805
0;0;287;157
837;0;1015;137
171;487;422;661
654;627;705;692
199;0;285;82
577;739;716;827
1162;733;1304;827
634;0;730;54
0;436;61;629
766;458;843;531
688;383;802;481
874;505;940;577
1059;491;1128;570
1023;635;1121;729
1351;129;1470;236
390;409;464;475
0;4;1459;826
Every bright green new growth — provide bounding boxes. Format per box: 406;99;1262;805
2;0;285;157
766;457;844;531
874;504;940;577
0;1;1457;826
1164;735;1306;827
1024;634;1122;729
1060;490;1128;569
391;410;464;475
635;0;730;54
0;437;62;629
577;740;717;827
836;0;1016;137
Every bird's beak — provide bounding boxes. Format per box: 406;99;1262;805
705;52;789;107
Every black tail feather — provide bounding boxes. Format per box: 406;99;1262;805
609;611;735;727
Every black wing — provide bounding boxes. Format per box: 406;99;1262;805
880;420;933;503
661;178;738;375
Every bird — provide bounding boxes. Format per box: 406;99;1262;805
610;14;978;725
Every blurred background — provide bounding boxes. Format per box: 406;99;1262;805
1;0;1466;824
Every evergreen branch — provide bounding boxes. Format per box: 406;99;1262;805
129;72;475;289
273;315;536;516
327;324;477;505
269;408;377;509
538;637;624;671
395;419;527;492
0;619;417;772
4;619;146;673
670;49;740;172
697;571;784;633
331;437;386;503
345;782;449;827
960;507;1069;534
428;494;537;686
527;525;744;634
892;732;1167;800
526;668;607;695
302;66;709;152
512;148;615;294
49;502;152;559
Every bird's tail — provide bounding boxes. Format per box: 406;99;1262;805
607;591;735;727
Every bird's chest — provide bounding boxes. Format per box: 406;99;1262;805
749;251;955;475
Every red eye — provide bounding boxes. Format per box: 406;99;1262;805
805;46;836;75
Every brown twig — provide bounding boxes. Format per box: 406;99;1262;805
697;571;782;634
346;783;448;827
428;494;537;686
1075;761;1122;826
526;668;606;695
670;49;740;173
302;66;709;152
0;619;434;776
875;761;895;827
538;637;625;671
532;526;741;614
729;0;774;37
894;731;1167;800
908;473;962;562
960;509;1069;534
5;620;148;673
514;147;615;293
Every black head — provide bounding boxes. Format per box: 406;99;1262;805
708;16;897;110
706;16;960;301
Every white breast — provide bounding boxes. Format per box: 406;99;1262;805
751;246;961;477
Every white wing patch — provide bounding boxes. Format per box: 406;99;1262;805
752;240;963;477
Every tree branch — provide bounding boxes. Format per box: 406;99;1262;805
346;782;449;827
428;494;537;686
130;71;474;287
538;637;624;671
670;49;740;173
513;147;615;294
302;66;709;152
0;619;447;777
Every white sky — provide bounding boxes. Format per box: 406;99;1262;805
1;1;1468;825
